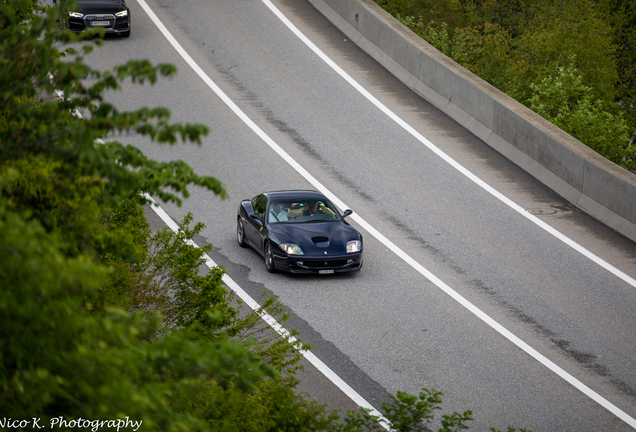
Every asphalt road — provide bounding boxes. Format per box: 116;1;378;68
80;0;636;430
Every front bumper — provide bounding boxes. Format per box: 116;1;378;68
68;14;130;34
273;252;363;274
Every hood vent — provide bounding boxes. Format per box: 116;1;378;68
312;237;330;248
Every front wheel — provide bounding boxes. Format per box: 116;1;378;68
264;242;276;273
237;218;246;247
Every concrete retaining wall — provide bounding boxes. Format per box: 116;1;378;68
308;0;636;242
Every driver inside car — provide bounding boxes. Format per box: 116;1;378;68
303;201;336;218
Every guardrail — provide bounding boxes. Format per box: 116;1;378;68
309;0;636;242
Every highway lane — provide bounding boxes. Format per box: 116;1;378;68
79;0;636;429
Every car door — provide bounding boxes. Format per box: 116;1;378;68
244;194;267;253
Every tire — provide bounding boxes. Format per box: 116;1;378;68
264;242;276;273
237;218;246;247
121;29;130;37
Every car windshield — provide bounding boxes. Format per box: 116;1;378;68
267;199;341;224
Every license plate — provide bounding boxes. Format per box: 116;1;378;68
319;269;334;274
90;21;110;26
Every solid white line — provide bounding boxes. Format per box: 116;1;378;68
136;0;636;428
144;195;391;430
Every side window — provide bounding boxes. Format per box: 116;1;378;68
252;195;267;219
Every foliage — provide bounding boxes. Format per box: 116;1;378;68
100;201;310;378
517;0;618;108
97;198;152;309
479;0;536;38
398;17;529;99
378;0;472;34
197;377;339;432
604;0;636;138
528;63;635;170
0;197;274;431
0;0;46;24
336;388;473;432
377;0;536;38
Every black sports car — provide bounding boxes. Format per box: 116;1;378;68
55;0;131;37
237;190;363;274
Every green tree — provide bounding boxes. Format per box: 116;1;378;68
448;23;519;92
400;18;530;98
528;63;635;170
603;0;636;140
0;197;276;431
479;0;536;38
517;0;619;108
377;0;475;35
336;388;474;432
100;203;310;377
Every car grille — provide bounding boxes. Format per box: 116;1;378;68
84;14;115;28
306;260;348;268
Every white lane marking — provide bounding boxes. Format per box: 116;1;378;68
262;1;636;290
136;0;636;428
144;195;391;430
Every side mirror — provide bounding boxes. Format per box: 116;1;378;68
343;209;353;218
250;213;263;226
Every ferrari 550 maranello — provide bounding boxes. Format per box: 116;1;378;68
54;0;131;37
237;191;363;274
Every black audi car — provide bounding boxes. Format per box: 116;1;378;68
237;190;363;274
55;0;131;37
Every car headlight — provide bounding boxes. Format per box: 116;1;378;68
115;10;128;17
69;11;84;17
346;240;361;253
279;244;304;255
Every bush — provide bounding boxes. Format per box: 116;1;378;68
528;63;635;170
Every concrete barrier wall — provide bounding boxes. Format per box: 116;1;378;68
308;0;636;242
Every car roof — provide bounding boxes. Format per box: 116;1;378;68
263;190;328;201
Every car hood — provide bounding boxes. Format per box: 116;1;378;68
269;222;360;256
77;0;127;14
